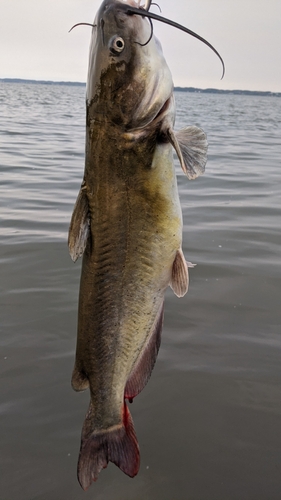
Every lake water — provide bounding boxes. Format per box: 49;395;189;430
1;81;281;500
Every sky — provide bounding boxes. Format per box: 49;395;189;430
1;0;281;92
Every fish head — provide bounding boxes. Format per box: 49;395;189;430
86;0;174;130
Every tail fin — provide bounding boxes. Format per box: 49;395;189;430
77;401;140;490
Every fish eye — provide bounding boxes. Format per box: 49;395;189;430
109;36;125;55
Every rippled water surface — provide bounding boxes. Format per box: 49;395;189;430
1;82;281;499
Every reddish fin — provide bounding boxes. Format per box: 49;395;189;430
71;363;89;392
77;402;139;490
125;301;164;400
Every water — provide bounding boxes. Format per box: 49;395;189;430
1;82;281;499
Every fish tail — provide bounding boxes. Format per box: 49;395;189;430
77;401;140;490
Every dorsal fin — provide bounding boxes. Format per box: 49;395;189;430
124;301;164;400
68;182;90;262
167;126;208;179
170;248;196;297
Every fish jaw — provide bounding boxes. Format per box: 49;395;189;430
86;0;174;130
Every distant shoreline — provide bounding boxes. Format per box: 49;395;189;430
1;78;280;97
0;78;86;87
174;87;281;97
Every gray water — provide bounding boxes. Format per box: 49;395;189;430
1;82;281;500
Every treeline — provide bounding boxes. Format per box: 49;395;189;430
174;87;281;97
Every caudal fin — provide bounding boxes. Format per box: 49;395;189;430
77;401;140;490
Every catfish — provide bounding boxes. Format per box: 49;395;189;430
69;0;211;490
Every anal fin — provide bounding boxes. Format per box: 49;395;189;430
170;248;196;297
68;182;90;262
124;301;164;400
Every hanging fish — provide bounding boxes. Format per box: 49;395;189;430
68;0;224;490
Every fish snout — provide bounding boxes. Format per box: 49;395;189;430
142;0;152;9
116;0;152;10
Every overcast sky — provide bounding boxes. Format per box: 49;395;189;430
1;0;281;91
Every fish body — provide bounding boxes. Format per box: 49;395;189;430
69;0;208;490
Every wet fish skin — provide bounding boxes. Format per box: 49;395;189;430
69;0;207;490
73;114;182;489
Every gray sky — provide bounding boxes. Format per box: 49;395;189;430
1;0;281;91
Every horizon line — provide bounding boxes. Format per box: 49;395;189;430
0;78;280;96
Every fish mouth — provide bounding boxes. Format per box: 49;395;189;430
149;93;174;126
128;95;173;134
146;94;173;129
124;95;173;136
151;96;172;124
122;0;152;9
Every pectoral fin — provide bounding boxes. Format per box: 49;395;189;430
68;183;90;262
167;126;208;179
170;248;196;297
